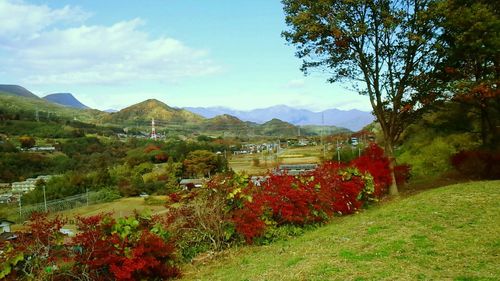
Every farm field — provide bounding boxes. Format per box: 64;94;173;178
58;196;168;219
181;181;500;280
11;196;168;232
229;145;332;174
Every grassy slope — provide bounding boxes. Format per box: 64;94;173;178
0;93;106;123
182;181;500;281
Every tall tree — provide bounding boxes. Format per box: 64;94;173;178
435;0;500;147
183;150;218;178
282;0;442;195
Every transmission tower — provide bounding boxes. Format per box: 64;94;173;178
151;118;157;140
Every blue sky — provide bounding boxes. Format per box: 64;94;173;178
0;0;371;111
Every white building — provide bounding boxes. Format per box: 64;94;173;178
11;175;54;194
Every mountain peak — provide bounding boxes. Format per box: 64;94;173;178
43;93;89;109
0;84;40;99
105;98;204;124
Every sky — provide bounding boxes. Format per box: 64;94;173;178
0;0;372;112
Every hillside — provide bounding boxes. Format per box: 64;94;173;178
182;181;500;280
257;118;298;136
0;84;40;99
43;93;89;109
0;93;106;123
103;99;204;126
202;114;251;134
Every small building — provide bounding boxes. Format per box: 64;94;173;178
28;146;56;152
0;218;14;233
11;175;54;194
11;179;37;193
0;193;13;204
179;179;204;190
276;164;318;175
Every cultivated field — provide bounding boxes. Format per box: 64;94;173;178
229;145;332;174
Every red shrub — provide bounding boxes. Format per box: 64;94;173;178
350;144;392;196
394;164;411;186
143;145;160;153
0;213;69;278
231;162;375;243
70;214;181;281
451;149;500;179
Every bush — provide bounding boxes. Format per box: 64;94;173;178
89;188;122;203
350;143;392;196
398;133;479;178
231;163;377;243
451;149;500;179
164;174;245;260
1;212;181;280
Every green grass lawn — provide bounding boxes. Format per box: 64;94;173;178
181;181;500;280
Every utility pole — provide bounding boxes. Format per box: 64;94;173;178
336;139;341;163
18;194;22;219
35;108;39;122
43;185;47;212
322;112;326;159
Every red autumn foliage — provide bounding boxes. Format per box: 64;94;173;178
70;214;180;281
231;143;409;243
153;151;169;163
232;162;373;243
350;143;392;196
3;212;180;280
451;149;500;179
394;164;411;186
0;213;68;279
143;144;160;153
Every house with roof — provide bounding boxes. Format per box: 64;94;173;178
179;179;205;190
0;218;14;233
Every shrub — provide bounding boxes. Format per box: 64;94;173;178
0;213;68;280
394;164;412;186
350;143;392;196
398;133;478;178
232;163;377;243
70;213;181;281
451;149;500;179
1;212;181;280
164;174;245;260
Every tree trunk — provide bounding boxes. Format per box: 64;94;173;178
384;140;399;196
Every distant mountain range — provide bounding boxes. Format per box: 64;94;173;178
0;86;105;123
0;84;369;135
43;93;89;109
184;105;374;131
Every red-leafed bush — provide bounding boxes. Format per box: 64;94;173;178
231;162;376;243
350;143;392;196
2;212;181;280
70;214;180;281
394;164;411;186
451;149;500;179
0;213;68;280
143;144;160;153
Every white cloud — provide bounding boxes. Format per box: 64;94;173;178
284;78;306;89
0;0;89;42
0;0;219;85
